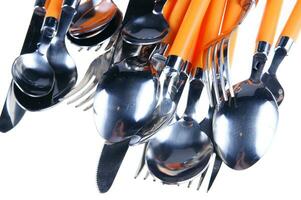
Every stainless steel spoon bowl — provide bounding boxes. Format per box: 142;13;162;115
93;57;159;143
12;17;57;97
121;0;169;45
146;68;213;183
13;0;79;111
213;81;278;170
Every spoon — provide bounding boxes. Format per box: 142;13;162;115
0;0;50;132
146;68;214;184
11;0;63;97
14;0;79;111
213;0;283;170
121;0;169;45
69;0;118;37
262;0;301;105
145;0;211;183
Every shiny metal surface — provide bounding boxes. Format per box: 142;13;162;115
12;17;57;97
135;56;189;144
47;0;78;100
69;0;118;36
213;81;279;170
121;0;169;45
14;0;79;111
146;68;214;184
93;58;159;143
261;36;293;105
0;0;47;132
67;9;122;47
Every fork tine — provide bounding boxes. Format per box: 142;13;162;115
63;66;95;100
196;167;208;191
83;103;93;111
204;48;214;107
144;171;150;180
211;44;221;106
224;32;235;98
187;180;193;188
67;79;98;105
75;91;96;108
134;143;148;179
218;39;228;101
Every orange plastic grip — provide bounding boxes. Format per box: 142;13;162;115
163;0;177;21
193;0;227;67
281;0;301;41
44;0;51;9
256;0;283;45
164;0;191;44
46;0;63;19
221;0;242;34
169;0;211;62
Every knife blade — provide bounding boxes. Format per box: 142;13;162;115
97;139;130;193
0;0;47;133
96;0;155;193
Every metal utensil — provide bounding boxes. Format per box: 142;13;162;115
146;68;214;184
63;0;157;108
121;0;169;45
0;0;49;132
145;0;211;184
201;0;256;191
11;0;63;97
14;0;79;111
213;0;283;170
69;0;118;37
262;0;301;106
95;0;156;193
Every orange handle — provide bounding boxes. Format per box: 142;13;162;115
222;0;241;33
281;0;301;41
256;0;283;45
169;0;211;62
44;0;51;9
164;0;192;45
193;0;227;67
163;0;177;21
46;0;63;19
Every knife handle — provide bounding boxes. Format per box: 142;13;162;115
280;0;301;41
256;0;283;47
46;0;63;19
169;0;211;62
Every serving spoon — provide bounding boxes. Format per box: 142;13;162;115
213;0;283;170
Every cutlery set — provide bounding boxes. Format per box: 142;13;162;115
0;0;301;195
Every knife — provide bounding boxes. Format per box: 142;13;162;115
96;0;156;193
0;0;49;133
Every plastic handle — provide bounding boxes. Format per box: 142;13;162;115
281;0;301;41
193;0;227;67
221;0;250;34
256;0;283;45
44;0;51;9
164;0;192;44
169;0;211;62
163;0;177;20
46;0;63;19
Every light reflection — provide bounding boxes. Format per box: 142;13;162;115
134;80;156;121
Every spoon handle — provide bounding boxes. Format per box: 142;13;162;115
268;0;301;75
183;68;204;120
37;0;63;55
56;0;79;40
250;0;283;81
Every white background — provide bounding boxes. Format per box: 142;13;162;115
0;0;301;199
